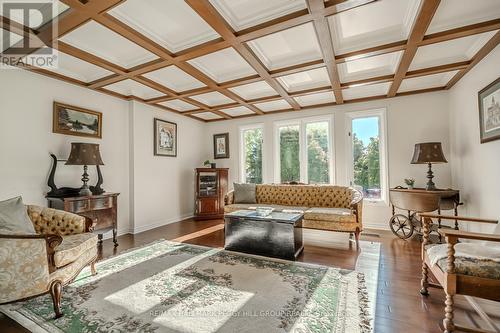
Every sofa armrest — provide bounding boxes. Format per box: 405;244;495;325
27;205;87;236
225;190;234;205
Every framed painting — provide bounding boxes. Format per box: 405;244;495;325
213;133;229;159
53;102;102;139
478;77;500;143
154;118;177;157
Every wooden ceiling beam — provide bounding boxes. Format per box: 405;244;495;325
307;0;344;103
387;0;441;97
405;60;470;79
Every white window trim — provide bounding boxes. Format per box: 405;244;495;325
273;115;335;184
239;123;265;184
345;108;389;206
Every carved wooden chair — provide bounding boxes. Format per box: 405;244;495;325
0;205;98;318
419;213;500;333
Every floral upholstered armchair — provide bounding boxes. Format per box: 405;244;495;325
0;204;98;318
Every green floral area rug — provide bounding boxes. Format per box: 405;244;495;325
0;240;371;333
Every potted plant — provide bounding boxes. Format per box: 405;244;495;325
404;178;415;189
203;160;216;169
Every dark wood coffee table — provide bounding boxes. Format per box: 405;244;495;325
224;210;304;260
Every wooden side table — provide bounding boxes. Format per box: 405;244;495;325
47;193;120;246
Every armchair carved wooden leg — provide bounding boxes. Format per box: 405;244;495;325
354;227;360;248
443;293;455;333
420;217;430;296
49;280;63;319
90;259;97;276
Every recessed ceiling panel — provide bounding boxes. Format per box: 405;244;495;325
228;81;278;100
209;0;306;31
59;21;158;68
398;71;459;92
109;0;220;53
410;31;497;70
103;79;164;99
247;23;323;70
339;51;403;83
427;0;500;34
294;91;336;107
188;48;257;83
328;0;421;54
277;67;331;92
254;99;292;112
158;99;198;112
221;106;255;117
343;82;391;100
193;112;223;120
0;29;23;52
5;1;69;28
143;66;206;92
189;91;235;106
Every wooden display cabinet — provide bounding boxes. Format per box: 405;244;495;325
194;168;228;220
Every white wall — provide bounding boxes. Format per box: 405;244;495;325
129;101;207;233
0;69;207;235
206;92;452;229
0;69;131;235
449;45;500;233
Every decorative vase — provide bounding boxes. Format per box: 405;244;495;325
408;184;414;189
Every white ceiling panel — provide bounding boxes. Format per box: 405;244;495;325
188;48;257;83
0;29;23;52
5;1;69;28
339;51;403;83
103;79;164;99
189;91;235;106
343;82;391;100
247;23;323;70
328;0;421;55
59;21;158;68
294;91;336;107
277;67;331;92
254;99;292;112
209;0;306;31
410;31;497;70
158;99;198;112
109;0;220;53
427;0;500;34
143;66;206;92
193;112;223;120
228;81;278;100
221;106;254;117
398;71;459;92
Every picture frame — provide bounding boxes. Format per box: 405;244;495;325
478;77;500;144
213;133;229;159
53;102;102;139
154;118;177;157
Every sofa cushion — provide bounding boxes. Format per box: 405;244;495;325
0;196;36;235
54;233;98;268
233;183;257;204
304;207;356;223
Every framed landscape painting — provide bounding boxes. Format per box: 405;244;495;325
478;77;500;143
53;102;102;139
154;118;177;157
213;133;229;159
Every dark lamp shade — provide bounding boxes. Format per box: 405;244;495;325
65;143;104;166
411;142;447;164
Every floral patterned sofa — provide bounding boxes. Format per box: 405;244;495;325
0;205;98;318
224;184;363;245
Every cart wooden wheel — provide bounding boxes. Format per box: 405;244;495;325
390;214;415;239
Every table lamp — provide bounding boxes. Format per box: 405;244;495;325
66;143;104;196
411;142;447;190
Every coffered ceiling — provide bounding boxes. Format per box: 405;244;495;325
1;0;499;122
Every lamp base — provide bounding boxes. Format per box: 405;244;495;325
426;162;436;191
79;186;92;197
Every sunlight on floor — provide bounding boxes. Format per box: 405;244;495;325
172;224;225;243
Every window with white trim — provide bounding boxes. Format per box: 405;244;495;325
346;109;388;203
239;124;264;184
274;116;334;184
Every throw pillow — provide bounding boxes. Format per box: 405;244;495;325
0;196;36;235
233;183;257;204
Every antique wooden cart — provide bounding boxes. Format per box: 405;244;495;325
389;187;461;240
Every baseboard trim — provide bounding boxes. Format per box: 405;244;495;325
132;214;194;234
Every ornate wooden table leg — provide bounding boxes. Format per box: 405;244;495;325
49;280;63;319
113;228;118;247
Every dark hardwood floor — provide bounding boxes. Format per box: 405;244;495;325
1;218;499;333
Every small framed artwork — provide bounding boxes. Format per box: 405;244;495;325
478;77;500;143
154;118;177;157
53;102;102;139
213;133;229;159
